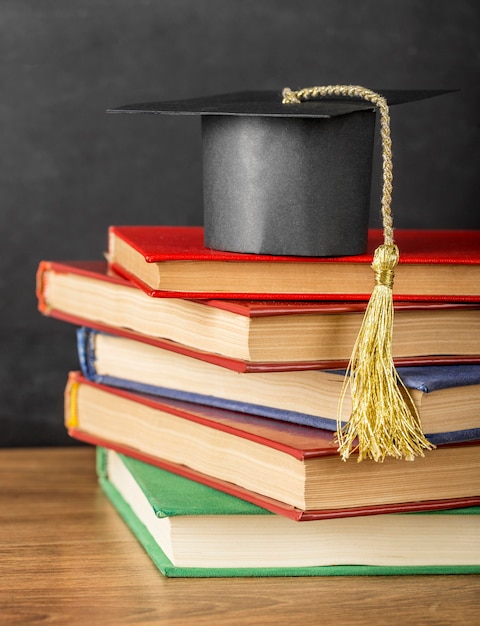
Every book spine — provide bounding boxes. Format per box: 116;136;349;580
96;446;108;480
64;373;81;431
35;261;50;314
77;327;99;380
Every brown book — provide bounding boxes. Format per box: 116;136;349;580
107;226;480;300
65;371;480;521
37;260;480;372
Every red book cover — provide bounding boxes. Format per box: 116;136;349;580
37;260;480;372
66;372;480;522
108;226;480;301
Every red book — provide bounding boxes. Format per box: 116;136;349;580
108;226;480;301
37;260;480;372
65;371;480;521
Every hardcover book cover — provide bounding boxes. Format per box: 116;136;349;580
37;260;480;372
108;226;480;300
65;371;480;521
97;447;480;577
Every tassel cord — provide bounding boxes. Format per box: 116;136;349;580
282;84;436;463
282;85;394;247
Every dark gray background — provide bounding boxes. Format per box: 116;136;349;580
1;0;479;446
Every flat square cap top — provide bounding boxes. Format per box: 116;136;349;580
107;89;454;118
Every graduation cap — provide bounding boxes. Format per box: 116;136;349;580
108;84;451;463
108;86;451;257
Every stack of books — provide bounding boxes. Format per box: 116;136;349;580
37;225;480;577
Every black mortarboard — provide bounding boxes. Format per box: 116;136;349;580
108;85;452;463
108;88;451;257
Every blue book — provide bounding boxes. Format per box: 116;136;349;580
78;327;480;445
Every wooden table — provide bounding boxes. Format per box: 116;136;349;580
1;447;479;625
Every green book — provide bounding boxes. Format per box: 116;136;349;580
97;447;480;578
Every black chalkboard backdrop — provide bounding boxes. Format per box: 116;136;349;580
1;1;479;446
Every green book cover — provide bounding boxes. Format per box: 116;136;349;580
96;447;480;578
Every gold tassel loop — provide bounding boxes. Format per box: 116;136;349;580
281;87;302;104
283;85;436;462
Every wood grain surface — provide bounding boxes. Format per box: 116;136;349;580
1;446;479;625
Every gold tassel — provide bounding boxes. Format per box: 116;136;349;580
336;243;435;461
282;85;435;462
